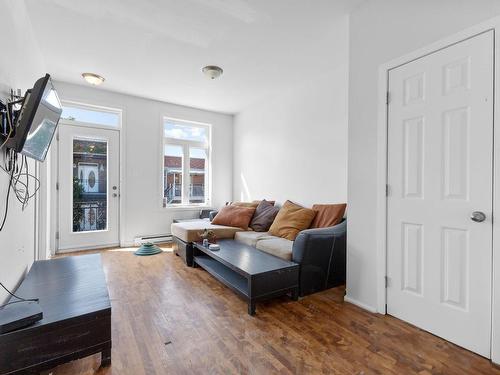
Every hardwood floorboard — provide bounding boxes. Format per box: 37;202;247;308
41;246;500;375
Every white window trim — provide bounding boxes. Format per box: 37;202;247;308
162;116;212;208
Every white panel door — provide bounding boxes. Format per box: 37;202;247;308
58;124;120;251
387;31;493;357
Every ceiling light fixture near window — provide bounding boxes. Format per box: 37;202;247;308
82;73;105;86
202;65;223;80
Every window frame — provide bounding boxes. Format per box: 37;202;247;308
162;116;211;208
60;100;122;130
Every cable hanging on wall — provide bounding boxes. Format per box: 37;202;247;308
0;96;40;232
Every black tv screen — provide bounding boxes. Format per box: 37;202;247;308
8;74;62;162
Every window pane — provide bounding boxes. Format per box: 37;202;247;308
189;148;206;204
73;139;107;232
62;106;120;127
164;145;183;206
164;120;208;143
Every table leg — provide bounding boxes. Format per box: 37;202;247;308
101;347;112;367
248;301;256;316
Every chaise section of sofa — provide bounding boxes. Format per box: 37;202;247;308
171;221;242;243
171;220;243;266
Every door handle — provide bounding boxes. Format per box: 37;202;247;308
470;211;486;222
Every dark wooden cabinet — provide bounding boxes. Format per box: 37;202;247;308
0;254;111;374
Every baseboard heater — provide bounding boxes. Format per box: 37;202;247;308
134;234;173;246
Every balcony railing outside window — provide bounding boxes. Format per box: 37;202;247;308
164;183;204;204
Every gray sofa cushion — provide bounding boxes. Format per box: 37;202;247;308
255;237;293;261
234;231;274;247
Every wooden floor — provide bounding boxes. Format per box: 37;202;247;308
43;246;500;375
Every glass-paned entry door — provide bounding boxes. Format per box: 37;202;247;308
58;124;119;251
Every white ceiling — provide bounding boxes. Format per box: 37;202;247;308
24;0;362;114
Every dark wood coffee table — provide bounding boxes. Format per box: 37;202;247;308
193;239;299;315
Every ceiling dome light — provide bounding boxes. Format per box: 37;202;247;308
82;73;105;86
202;65;223;80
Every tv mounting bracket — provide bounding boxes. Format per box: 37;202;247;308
0;90;25;140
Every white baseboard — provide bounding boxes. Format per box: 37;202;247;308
133;234;172;245
344;295;378;314
493;352;500;366
56;242;119;253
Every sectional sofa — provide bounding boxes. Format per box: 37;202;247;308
171;201;346;297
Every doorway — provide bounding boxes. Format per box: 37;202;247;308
57;124;120;251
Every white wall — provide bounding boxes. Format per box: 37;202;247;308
347;0;500;311
52;82;233;246
232;17;348;207
0;0;46;302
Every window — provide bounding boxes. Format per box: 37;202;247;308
72;139;108;232
163;118;210;207
61;104;121;127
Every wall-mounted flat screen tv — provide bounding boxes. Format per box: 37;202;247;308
7;74;62;162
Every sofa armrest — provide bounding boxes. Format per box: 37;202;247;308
209;210;219;221
292;220;347;296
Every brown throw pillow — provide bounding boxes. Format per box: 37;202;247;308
250;200;280;232
231;200;275;208
212;205;256;229
310;203;346;228
268;201;316;241
231;201;260;208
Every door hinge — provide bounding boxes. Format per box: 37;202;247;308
385;276;391;288
386;184;389;197
56;132;59;141
56;182;59;190
386;91;390;105
55;231;59;240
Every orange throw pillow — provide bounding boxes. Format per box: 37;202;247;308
212;205;256;229
310;204;346;228
268;201;316;241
